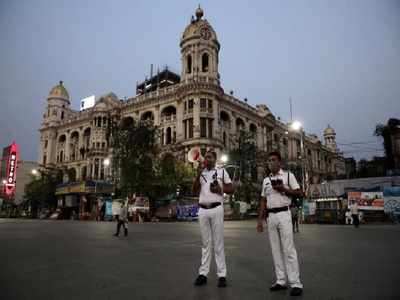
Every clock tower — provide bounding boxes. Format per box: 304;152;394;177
180;6;220;85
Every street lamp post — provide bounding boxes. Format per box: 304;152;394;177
290;121;306;191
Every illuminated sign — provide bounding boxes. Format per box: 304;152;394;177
80;95;95;111
4;142;18;199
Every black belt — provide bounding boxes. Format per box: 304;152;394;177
199;202;221;209
267;206;289;214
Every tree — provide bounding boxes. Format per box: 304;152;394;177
24;168;63;218
375;118;400;170
228;130;266;204
108;118;159;198
156;153;194;196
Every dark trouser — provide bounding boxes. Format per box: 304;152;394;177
292;216;299;232
352;214;359;228
115;216;128;236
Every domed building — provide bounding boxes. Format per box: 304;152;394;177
38;7;345;216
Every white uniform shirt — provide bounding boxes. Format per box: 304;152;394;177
199;167;232;204
261;169;300;209
120;204;128;221
350;203;359;215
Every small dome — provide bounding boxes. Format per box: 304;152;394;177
48;81;70;101
324;125;336;136
181;7;219;47
256;104;272;117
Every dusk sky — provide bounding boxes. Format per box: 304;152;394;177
1;0;399;161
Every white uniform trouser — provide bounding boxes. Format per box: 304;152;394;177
267;210;303;288
198;205;226;277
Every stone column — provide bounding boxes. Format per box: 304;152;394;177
176;101;184;142
212;97;219;140
193;97;200;138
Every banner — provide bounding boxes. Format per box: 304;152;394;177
383;187;400;215
302;200;316;216
176;204;199;220
105;201;113;216
348;191;384;210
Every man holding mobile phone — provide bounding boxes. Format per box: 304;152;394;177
257;151;304;296
192;149;233;288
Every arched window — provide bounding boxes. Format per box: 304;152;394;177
121;116;134;128
166;127;172;144
202;53;209;72
187;55;192;74
236;118;245;132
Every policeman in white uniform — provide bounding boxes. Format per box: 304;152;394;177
192;150;233;288
257;151;303;296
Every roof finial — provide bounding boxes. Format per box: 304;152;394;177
195;5;204;20
59;80;63;86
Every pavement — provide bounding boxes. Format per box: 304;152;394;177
0;219;399;300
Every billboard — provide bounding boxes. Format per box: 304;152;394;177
383;187;400;215
348;191;384;210
80;95;95;111
3;142;18;199
176;204;199;221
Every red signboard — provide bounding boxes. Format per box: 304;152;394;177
4;142;18;199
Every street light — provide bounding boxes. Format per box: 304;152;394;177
103;158;111;183
31;169;38;176
289;121;306;191
2;179;6;185
291;121;302;131
220;154;228;164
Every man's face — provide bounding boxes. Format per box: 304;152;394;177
204;152;216;169
267;155;281;173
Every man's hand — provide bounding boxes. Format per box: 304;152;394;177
210;183;223;195
197;163;204;176
273;183;287;194
256;220;264;233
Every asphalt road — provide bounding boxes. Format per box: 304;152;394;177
0;219;399;300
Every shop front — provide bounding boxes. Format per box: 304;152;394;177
55;180;114;220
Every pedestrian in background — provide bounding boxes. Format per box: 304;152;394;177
114;200;128;237
350;200;359;228
290;204;299;233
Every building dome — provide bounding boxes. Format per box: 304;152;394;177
324;125;336;136
48;81;70;101
181;6;219;48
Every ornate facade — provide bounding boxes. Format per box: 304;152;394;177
38;7;345;186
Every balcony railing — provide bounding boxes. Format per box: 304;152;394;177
160;114;177;124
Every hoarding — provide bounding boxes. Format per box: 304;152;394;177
348;191;384;210
3;142;18;199
80;95;95;111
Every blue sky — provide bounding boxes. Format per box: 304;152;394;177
1;0;399;161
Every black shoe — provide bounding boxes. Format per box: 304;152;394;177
113;233;119;237
124;228;128;236
217;277;227;288
194;275;207;286
290;287;303;296
270;283;287;291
